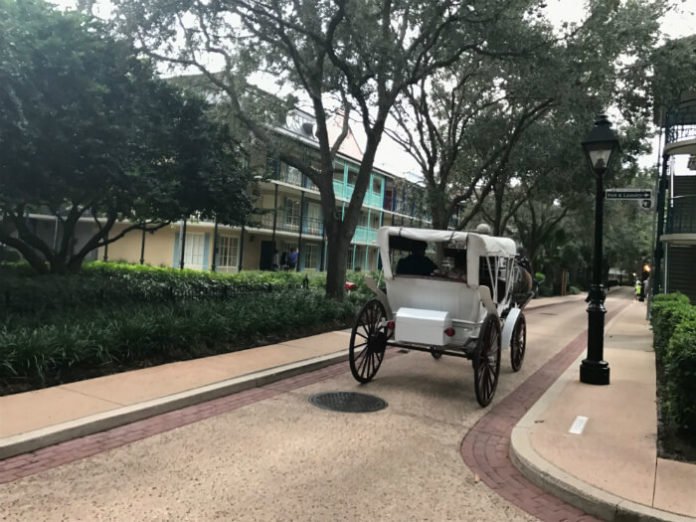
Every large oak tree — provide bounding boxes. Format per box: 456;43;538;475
0;0;252;273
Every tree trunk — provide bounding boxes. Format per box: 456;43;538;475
430;199;451;231
493;184;504;236
324;229;350;300
0;236;49;274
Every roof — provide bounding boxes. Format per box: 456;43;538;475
168;73;421;183
378;226;517;281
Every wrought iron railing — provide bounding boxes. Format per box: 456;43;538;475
256;211;323;235
665;102;696;144
666;195;696;234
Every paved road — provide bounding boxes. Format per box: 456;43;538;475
0;293;621;521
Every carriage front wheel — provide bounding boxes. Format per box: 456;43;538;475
510;313;526;372
349;299;389;383
473;314;502;407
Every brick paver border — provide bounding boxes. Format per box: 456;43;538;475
460;303;628;522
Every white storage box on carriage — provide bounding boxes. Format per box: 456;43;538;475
394;307;452;346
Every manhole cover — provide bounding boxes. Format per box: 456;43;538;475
309;392;388;413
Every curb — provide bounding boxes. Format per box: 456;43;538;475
508;303;690;522
0;350;348;460
509;427;692;522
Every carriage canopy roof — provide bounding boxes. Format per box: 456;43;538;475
378;226;517;280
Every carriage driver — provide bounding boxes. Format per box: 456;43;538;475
396;240;438;276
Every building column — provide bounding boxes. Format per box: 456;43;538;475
653;153;669;295
272;183;279;248
320;220;326;272
238;224;245;272
139;228;146;265
211;218;219;272
365;207;371;269
179;218;187;270
297;191;305;271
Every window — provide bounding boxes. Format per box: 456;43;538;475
359;212;369;227
216;235;239;270
304;243;319;270
287;166;302;186
347;169;358;186
183;233;205;268
372;177;382;194
354;246;366;271
333;164;345;182
304;176;318;191
285;197;301;227
306;203;322;235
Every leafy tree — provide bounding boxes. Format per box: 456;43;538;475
389;0;665;237
0;0;251;274
113;0;552;299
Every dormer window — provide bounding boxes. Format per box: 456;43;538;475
287;109;317;139
301;122;315;136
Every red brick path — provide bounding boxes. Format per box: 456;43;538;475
459;303;628;522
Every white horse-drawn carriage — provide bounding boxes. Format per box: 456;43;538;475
349;226;533;407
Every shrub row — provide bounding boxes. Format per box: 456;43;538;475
0;289;357;388
0;262;327;315
651;293;696;435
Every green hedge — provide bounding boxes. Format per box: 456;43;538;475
665;317;696;433
650;292;696;435
0;289;356;387
0;262;327;316
0;262;379;391
650;292;694;361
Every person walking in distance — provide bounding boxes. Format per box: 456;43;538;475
287;247;299;270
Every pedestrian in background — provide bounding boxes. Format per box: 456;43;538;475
288;247;299;270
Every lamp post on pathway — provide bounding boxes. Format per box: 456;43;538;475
580;114;621;385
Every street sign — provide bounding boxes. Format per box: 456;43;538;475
605;188;652;200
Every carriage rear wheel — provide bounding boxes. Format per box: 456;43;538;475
510;313;527;372
430;347;443;359
473;314;502;407
349;299;389;383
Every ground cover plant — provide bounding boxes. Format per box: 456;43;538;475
0;262;372;395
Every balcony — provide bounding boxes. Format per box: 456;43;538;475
665;102;696;156
664;196;696;242
256;211;323;236
353;226;378;245
332;181;383;208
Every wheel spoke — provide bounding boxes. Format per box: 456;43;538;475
354;346;368;362
358;349;369;375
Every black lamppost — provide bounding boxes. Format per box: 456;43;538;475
580;114;621;385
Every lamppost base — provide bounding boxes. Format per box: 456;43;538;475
580;358;610;385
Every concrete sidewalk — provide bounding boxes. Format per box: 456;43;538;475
510;298;696;521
